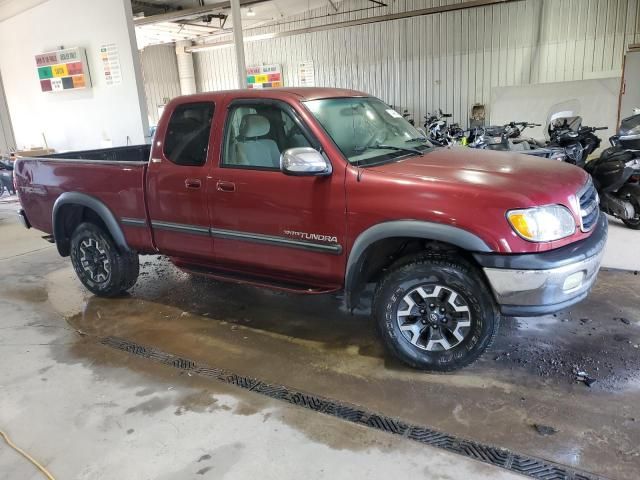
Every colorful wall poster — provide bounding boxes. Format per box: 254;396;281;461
247;64;282;89
99;43;122;86
298;61;315;87
36;47;91;93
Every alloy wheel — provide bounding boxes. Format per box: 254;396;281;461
79;237;111;284
396;284;472;351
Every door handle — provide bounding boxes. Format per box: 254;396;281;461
185;178;202;189
216;180;236;192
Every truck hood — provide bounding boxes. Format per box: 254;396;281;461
367;147;588;205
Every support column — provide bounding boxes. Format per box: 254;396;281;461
0;70;16;154
230;0;247;88
175;40;197;95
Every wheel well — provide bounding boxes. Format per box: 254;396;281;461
54;205;109;256
346;236;480;309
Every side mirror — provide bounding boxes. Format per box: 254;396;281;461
280;147;332;176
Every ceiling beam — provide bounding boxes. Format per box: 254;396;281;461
131;0;180;14
134;0;266;26
188;0;524;52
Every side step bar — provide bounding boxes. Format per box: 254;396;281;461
176;263;340;295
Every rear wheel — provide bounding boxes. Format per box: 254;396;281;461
373;252;499;371
70;222;139;297
620;185;640;230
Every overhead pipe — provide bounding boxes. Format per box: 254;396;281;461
187;0;524;52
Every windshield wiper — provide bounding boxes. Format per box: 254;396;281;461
355;144;422;155
405;137;429;144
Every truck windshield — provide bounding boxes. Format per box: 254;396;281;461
304;97;432;166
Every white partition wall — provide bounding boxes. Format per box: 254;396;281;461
0;0;149;152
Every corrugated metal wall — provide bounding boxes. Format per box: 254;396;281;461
140;44;182;125
193;0;640;127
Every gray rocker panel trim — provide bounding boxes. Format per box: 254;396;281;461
148;221;342;254
345;220;492;294
210;227;342;254
151;220;210;236
52;192;131;256
121;217;148;227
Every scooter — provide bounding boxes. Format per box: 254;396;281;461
585;113;640;229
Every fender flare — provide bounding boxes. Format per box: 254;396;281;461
344;220;492;308
52;192;130;256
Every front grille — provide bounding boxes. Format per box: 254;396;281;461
578;179;599;231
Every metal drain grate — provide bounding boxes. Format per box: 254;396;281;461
100;336;604;480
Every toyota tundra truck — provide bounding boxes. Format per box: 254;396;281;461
14;88;607;371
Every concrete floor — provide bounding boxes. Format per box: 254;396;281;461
602;217;640;271
1;196;639;479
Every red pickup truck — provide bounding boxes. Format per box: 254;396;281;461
15;88;607;371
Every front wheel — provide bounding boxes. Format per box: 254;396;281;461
373;253;499;371
70;222;139;297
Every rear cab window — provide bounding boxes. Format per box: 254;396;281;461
163;102;215;166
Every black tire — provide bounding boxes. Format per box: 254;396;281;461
70;222;139;297
620;185;640;230
373;252;499;371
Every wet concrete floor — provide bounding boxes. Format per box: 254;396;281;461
1;203;639;479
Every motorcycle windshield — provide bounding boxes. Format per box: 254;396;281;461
545;99;582;140
619;113;640;137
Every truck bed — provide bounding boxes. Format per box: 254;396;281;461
45;144;151;163
15;145;154;253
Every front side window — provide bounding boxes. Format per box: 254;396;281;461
222;103;311;169
163;102;214;166
304;97;431;166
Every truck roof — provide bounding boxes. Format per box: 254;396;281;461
175;87;369;103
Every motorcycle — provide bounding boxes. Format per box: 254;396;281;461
467;121;567;161
585;112;640;229
424;109;462;146
401;109;415;126
0;157;15;197
544;101;607;167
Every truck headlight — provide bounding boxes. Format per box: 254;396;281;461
507;205;576;242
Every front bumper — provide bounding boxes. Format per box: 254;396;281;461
473;214;608;316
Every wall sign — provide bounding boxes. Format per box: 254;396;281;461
36;47;91;92
100;43;122;86
298;61;315;87
247;64;282;89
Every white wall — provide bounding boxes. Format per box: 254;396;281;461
490;78;620;153
194;0;640;128
0;0;149;152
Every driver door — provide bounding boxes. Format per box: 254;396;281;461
209;99;346;286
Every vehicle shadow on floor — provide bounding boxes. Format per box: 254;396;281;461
63;256;640;390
